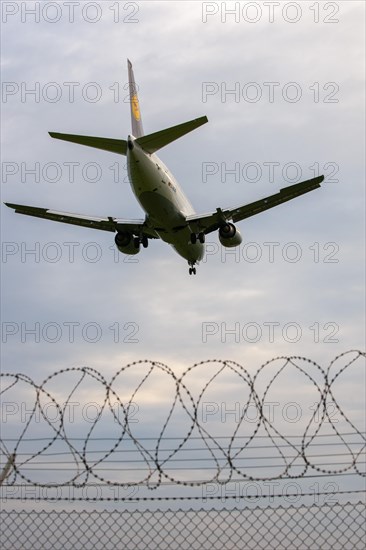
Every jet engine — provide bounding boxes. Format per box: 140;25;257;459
115;231;140;255
218;223;242;248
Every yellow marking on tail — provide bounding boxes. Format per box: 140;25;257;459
132;94;140;121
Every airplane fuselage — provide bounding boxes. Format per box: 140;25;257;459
127;136;205;264
5;61;324;276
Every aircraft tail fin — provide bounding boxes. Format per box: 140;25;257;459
49;62;208;156
127;59;144;138
136;116;208;154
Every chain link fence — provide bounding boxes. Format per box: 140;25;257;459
1;501;365;549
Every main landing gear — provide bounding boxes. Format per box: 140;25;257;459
133;235;149;248
190;232;205;244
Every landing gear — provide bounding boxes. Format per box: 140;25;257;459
188;262;197;275
190;232;205;244
134;235;149;248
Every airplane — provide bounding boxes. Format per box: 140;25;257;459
5;60;324;275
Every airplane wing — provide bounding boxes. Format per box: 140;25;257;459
186;176;324;235
4;203;158;238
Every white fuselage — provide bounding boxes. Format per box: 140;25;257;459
127;136;204;263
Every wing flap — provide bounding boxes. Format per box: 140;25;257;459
5;202;158;238
49;132;127;155
231;175;324;223
186;175;324;235
5;202;116;231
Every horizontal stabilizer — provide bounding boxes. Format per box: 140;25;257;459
136;116;208;154
49;132;127;155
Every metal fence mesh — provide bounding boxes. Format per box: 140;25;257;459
1;502;365;550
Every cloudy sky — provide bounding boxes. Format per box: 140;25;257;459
1;1;365;508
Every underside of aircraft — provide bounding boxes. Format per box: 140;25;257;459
5;60;324;275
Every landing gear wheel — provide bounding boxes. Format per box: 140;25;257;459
142;236;148;248
190;233;197;245
198;232;205;244
133;237;140;249
188;266;197;275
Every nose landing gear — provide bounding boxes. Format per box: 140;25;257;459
188;262;197;275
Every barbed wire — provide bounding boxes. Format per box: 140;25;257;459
2;489;365;503
1;351;365;491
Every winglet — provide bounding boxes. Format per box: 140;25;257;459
127;59;144;138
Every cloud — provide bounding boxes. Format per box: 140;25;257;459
1;1;364;509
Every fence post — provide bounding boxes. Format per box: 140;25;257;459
0;454;15;485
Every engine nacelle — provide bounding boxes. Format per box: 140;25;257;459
218;223;242;248
115;232;140;255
